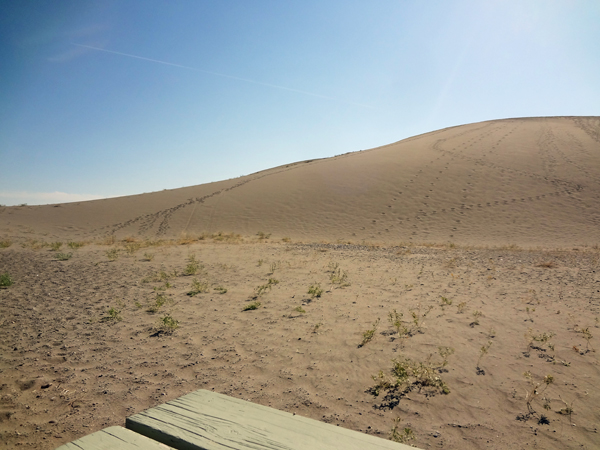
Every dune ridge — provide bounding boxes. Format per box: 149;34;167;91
2;116;599;248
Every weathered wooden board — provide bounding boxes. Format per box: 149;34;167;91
126;389;417;450
55;426;174;449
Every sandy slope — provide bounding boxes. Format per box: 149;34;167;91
1;116;599;247
1;117;600;449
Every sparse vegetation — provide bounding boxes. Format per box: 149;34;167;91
256;231;271;240
388;309;409;338
254;278;279;297
438;346;455;369
329;267;350;287
143;252;155;261
522;372;554;419
410;304;434;332
214;286;227;294
471;310;482;326
440;296;453;307
308;283;323;298
243;301;261;311
557;396;575;424
575;326;595;352
153;281;172;291
0;240;12;248
103;307;122;322
359;318;380;348
293;306;306;314
370;357;450;399
390;418;415;445
148;294;168;313
268;261;279;274
187;278;209;296
0;273;13;288
67;241;85;249
142;269;178;283
526;329;555;356
456;301;467;313
159;314;179;333
525;306;535;322
476;341;493;375
184;254;202;275
55;252;72;261
106;248;119;261
50;242;62;251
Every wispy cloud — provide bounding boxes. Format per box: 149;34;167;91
72;43;373;109
48;44;94;63
0;191;112;206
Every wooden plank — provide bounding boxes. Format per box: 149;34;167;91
126;389;417;450
55;426;174;450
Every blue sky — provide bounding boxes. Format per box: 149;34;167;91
1;0;599;206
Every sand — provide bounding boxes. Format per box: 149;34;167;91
0;116;599;449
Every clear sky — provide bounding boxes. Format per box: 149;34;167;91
1;0;599;206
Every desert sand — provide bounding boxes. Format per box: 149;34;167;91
0;116;599;449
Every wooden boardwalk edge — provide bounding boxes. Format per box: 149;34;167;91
55;426;174;449
125;389;418;450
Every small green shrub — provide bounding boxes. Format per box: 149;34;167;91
256;231;271;240
103;307;122;322
370;357;450;398
106;248;119;261
388;309;409;337
359;318;380;348
390;418;415;444
0;273;13;288
184;254;202;275
214;286;227;294
159;314;179;333
55;252;72;261
143;252;155;261
471;310;482;326
148;294;168;313
440;296;452;306
0;240;12;248
476;341;493;374
410;304;434;331
308;283;323;298
255;278;279;296
188;278;209;296
293;306;306;314
523;372;554;416
330;268;350;287
438;346;455;368
243;301;261;311
67;241;85;249
50;242;62;251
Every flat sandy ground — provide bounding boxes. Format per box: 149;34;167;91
1;237;599;449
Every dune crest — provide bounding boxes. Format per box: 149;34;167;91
2;116;600;248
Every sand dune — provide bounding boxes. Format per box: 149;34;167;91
2;116;600;248
1;117;599;450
